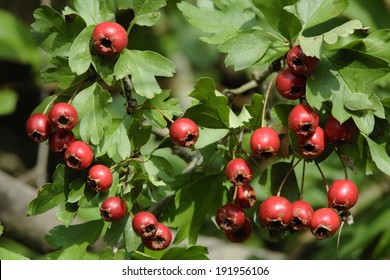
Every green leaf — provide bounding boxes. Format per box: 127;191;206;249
344;92;375;112
299;20;363;58
72;83;113;145
31;6;86;56
73;0;115;25
160;246;209;260
168;173;226;245
364;135;390;176
0;89;18;116
67;177;86;203
104;214;129;246
114;50;175;99
178;0;256;45
183;78;231;128
286;0;349;30
252;0;301;42
69;25;94;75
218;31;272;71
46;243;88;260
99;247;126;260
0;9;39;66
243;93;264;129
56;202;79;227
96;118;132;162
91;54;118;86
123;215;141;252
143;155;175;185
194;127;229;149
26;164;69;216
45;220;104;248
133;0;167;26
142;90;182;128
0;247;29;260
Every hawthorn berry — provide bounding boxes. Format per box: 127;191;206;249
310;207;340;240
328;179;359;211
141;222;172;251
290;200;314;231
298;126;326;159
169;118;199;147
250;127;280;159
64;140;93;170
234;184;257;209
275;68;307;100
92;21;128;55
288;103;319;136
48;130;75;153
258;196;292;231
132;211;158;238
286;45;319;75
215;203;246;232
48;102;78;131
100;196;127;222
86;164;113;192
325;116;357;145
225;158;253;186
225;216;253;243
26;113;51;143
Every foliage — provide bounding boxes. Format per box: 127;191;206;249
2;0;389;260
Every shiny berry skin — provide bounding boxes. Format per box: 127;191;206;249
169;118;199;147
325;116;357;145
298;126;326;159
290;200;314;231
328;179;359;211
288;103;319;136
275;69;306;100
225;158;253;186
48;102;78;131
49;130;75;153
286;45;319;75
250;127;280;159
26;113;51;143
132;211;158;238
92;21;128;55
258;196;292;230
310;208;340;240
215;203;246;232
141;223;172;251
225;216;253;243
86;164;113;192
64;140;93;170
234;184;257;209
100;196;127;222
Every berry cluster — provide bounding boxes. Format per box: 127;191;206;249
132;211;172;251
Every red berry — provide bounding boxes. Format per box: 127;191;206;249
169;118;199;147
234;184;257;208
290;200;314;231
275;69;306;100
215;203;246;232
48;102;78;131
258;196;292;230
132;211;158;238
288;103;319;136
328;179;359;211
298;126;326;159
92;21;128;55
310;207;340;240
286;45;319;75
225;216;253;243
141;222;172;251
100;196;127;222
26;113;51;142
250;127;280;159
325;116;357;145
225;158;253;185
64;140;93;170
86;164;113;192
49;130;75;153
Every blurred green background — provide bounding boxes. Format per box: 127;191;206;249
0;0;389;260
